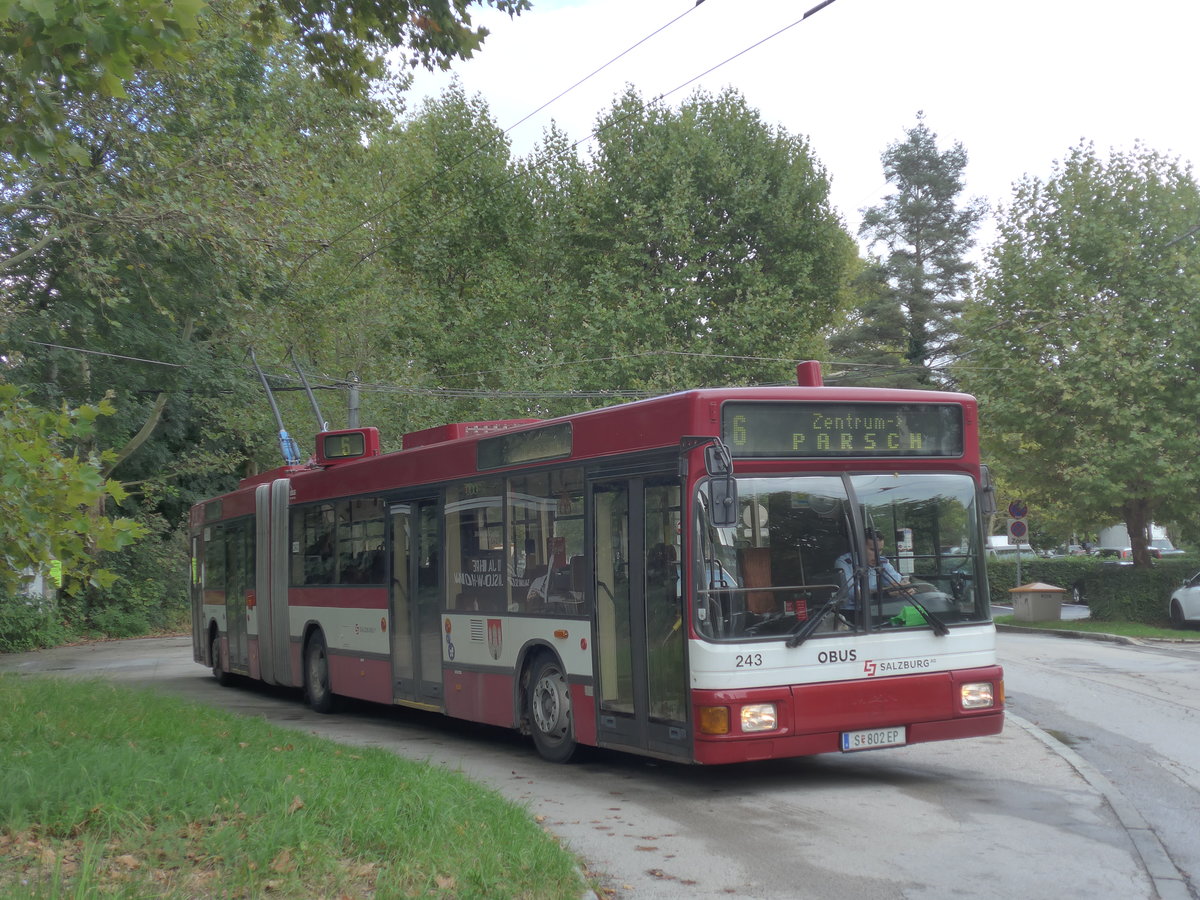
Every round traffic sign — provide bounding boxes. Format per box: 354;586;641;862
1008;500;1028;520
1008;519;1028;540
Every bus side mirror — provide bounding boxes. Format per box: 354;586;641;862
709;478;738;527
980;465;997;518
705;444;738;527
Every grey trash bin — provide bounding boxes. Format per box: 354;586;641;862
1009;582;1066;622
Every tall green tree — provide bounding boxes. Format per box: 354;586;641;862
832;113;985;387
559;87;857;393
958;143;1200;566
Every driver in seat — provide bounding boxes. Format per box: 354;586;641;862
834;528;914;607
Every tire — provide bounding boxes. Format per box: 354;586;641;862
303;631;336;713
211;632;232;687
1170;600;1187;630
527;655;576;763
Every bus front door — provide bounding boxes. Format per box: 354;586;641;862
390;499;444;708
592;477;689;760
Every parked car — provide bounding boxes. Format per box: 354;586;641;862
1169;571;1200;628
1151;539;1186;557
989;547;1026;559
1096;546;1169;561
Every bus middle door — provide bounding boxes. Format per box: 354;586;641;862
390;498;444;708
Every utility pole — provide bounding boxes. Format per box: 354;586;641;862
347;373;361;428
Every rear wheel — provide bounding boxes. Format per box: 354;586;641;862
304;631;336;713
211;632;232;687
527;655;576;763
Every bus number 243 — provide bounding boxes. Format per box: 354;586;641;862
735;653;763;668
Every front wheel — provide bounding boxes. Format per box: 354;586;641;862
527;655;576;763
1170;600;1187;630
304;631;336;713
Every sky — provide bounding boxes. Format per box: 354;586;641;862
403;0;1200;254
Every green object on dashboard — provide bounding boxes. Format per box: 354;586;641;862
891;606;928;627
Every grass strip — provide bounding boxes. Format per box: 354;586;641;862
994;616;1200;641
0;675;586;899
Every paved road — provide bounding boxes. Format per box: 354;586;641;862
0;636;1178;899
998;630;1200;900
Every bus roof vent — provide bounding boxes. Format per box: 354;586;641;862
796;360;823;387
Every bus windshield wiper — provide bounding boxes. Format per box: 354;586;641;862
786;583;852;648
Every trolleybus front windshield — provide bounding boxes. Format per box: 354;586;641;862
694;473;988;641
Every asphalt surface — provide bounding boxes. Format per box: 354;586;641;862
2;612;1195;899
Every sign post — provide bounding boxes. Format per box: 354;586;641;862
1007;501;1028;584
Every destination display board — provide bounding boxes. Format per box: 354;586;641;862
722;402;964;459
477;423;573;470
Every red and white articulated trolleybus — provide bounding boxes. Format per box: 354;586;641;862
190;361;1004;764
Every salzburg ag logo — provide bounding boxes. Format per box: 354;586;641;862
864;657;934;677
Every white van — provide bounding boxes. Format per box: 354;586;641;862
986;536;1033;558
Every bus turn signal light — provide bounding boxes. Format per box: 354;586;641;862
698;706;730;735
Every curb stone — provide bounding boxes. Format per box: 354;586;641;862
1009;713;1194;900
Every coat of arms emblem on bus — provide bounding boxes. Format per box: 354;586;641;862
487;618;503;661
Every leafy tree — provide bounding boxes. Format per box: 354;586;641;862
1;0;529;162
958;143;1200;567
0;385;143;596
266;86;862;442
2;18;413;627
558;87;857;393
255;81;547;442
832;113;985;387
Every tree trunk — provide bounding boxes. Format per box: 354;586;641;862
1122;500;1154;568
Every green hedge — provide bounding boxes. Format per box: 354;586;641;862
988;555;1199;625
0;594;70;653
985;555;1101;605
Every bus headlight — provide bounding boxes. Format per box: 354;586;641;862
961;682;995;710
740;703;778;732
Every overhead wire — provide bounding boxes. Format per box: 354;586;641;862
567;0;841;150
16;339;994;399
22;340;185;368
499;0;708;141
